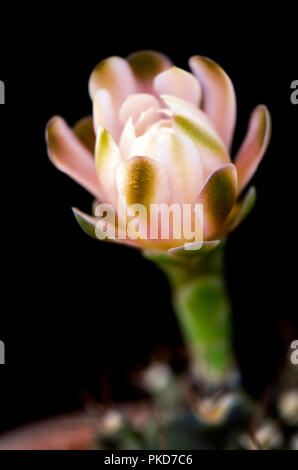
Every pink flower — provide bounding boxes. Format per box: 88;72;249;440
46;51;271;252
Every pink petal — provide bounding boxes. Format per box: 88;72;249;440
46;116;104;201
73;116;96;154
93;89;121;141
134;107;161;136
127;50;172;93
119;118;136;160
119;93;160;125
154;67;201;106
235;105;271;193
189;56;236;150
88;56;137;111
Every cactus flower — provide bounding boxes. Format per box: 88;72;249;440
46;51;271;253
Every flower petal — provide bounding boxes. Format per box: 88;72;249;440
172;110;230;175
93;89;121;141
197;164;237;239
161;94;217;131
119;93;160;125
89;56;137;109
116;156;170;210
73;116;96;154
119;117;136;160
72;207;141;248
95;125;121;206
154;66;201;106
127;50;172;93
235;105;271;193
168;240;221;257
129;125;203;204
46;116;104;201
221;186;256;235
134;107;160;136
189;56;236;150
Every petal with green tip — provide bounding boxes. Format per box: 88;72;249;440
235;105;271;193
129;124;203;204
73;116;96;154
189;56;236;150
116;156;170;211
173;110;230;175
88;56;137;109
221;186;256;234
72;207;141;248
161;94;217;131
127;50;172;93
46;116;104;201
168;240;221;257
197;164;237;239
95;125;121;207
154;66;201;106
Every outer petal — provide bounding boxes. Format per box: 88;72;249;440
197;164;237;239
168;240;220;257
116;156;170;209
127;50;172;93
220;186;256;235
73;116;96;154
235;105;271;193
154;66;201;106
189;56;236;150
172;110;230;175
119;93;160;125
72;207;141;248
88;56;137;109
95;125;121;206
129;125;203;204
46;116;104;201
93;89;120;141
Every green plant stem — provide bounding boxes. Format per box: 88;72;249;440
145;245;237;389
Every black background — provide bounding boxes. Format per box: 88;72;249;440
0;9;297;434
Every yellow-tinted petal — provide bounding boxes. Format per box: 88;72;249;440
116;156;170;210
197;164;237;239
129;124;203;204
95;125;121;206
173;110;230;175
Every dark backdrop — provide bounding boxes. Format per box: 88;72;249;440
0;10;297;433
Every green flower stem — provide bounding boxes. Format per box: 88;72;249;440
145;244;236;388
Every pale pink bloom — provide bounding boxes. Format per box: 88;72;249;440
46;51;271;252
